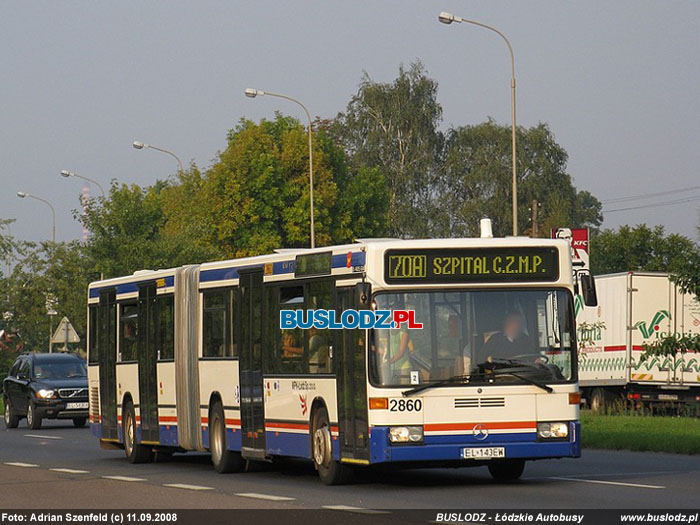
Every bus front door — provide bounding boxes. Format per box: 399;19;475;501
239;270;266;459
335;289;370;462
137;284;160;444
98;290;118;441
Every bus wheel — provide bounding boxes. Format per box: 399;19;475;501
4;397;20;429
488;459;525;482
210;402;245;473
123;401;152;464
311;407;353;485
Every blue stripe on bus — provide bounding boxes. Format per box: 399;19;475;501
265;430;339;460
89;275;175;298
89;252;366;296
369;425;580;464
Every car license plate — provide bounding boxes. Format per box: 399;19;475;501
658;394;678;401
66;402;88;410
461;447;505;459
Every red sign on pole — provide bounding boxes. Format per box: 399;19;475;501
551;228;589;270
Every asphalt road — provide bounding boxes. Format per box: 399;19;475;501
1;419;699;511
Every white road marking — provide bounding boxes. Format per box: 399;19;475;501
555;470;680;479
235;492;295;501
163;483;213;491
102;475;146;482
322;505;389;515
4;462;39;468
24;434;62;440
50;468;90;474
549;476;665;489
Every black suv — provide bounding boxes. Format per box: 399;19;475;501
3;352;88;429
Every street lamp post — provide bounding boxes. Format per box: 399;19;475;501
245;88;316;249
438;11;519;236
17;191;56;243
132;141;184;173
60;169;106;198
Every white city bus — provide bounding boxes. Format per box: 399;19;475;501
87;233;590;484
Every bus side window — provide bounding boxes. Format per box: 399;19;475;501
158;295;174;360
88;305;99;364
263;287;280;374
203;289;230;358
279;285;304;374
120;302;138;362
307;280;333;374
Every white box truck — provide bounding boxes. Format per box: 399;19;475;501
576;272;700;411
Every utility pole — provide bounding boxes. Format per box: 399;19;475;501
530;199;539;238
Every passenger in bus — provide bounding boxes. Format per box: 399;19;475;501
387;326;412;382
481;312;534;358
281;331;303;358
308;328;331;373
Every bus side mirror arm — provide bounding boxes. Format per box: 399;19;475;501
354;282;372;310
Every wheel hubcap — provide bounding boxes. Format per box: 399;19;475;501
4;403;9;423
125;413;134;456
313;425;332;467
211;416;223;465
27;405;33;425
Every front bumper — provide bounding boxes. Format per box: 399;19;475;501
368;422;580;464
34;398;89;420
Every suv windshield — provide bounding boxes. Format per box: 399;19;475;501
369;289;575;387
33;360;87;380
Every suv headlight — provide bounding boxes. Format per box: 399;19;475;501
388;425;424;444
36;389;56;399
537;422;569;439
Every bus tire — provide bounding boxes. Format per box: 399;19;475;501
123;401;152;464
27;400;42;430
209;402;245;473
488;459;525;482
4;397;20;429
311;407;353;485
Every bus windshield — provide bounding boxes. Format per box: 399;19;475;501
369;289;575;388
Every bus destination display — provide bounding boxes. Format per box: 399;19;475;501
385;247;559;283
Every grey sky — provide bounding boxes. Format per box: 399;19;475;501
1;1;699;244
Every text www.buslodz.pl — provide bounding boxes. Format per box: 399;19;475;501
280;309;423;330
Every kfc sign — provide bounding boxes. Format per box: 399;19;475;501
551;228;589;270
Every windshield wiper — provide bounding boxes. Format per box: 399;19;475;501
476;366;554;393
402;375;470;397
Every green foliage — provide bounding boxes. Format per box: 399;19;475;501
1;242;91;352
437;120;602;237
333;61;443;237
640;333;700;363
590;224;699;276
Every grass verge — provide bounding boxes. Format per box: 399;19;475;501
581;411;700;455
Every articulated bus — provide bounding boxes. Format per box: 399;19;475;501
87;235;590;484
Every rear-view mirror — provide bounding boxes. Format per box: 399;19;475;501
580;273;598;307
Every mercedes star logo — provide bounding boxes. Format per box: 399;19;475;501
473;423;489;441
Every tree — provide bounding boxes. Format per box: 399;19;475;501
590;224;698;276
332;61;443;237
0;241;91;353
80;181;173;278
438;121;602;237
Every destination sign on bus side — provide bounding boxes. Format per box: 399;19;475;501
384;247;559;283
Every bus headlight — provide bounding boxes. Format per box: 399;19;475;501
537;422;569;439
36;389;55;399
389;426;424;444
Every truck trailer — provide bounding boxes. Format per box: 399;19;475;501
576;272;700;412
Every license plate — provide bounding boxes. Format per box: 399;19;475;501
658;394;678;401
66;402;88;410
461;447;505;459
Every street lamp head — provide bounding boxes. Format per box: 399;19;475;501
60;169;72;178
244;88;264;98
438;11;457;24
132;140;145;150
17;191;27;198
